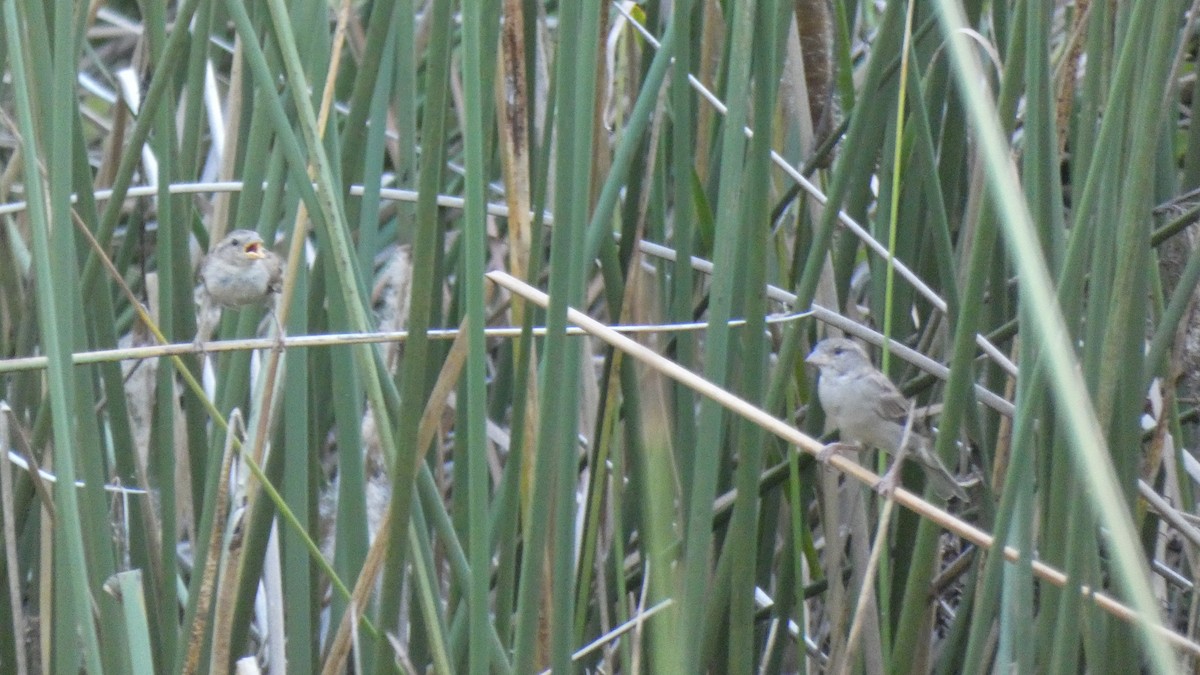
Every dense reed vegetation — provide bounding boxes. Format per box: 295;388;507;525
1;0;1199;672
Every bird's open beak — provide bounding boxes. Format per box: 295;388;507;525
243;241;266;259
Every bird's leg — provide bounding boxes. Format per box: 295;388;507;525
877;438;912;497
259;290;288;360
192;331;210;358
877;401;920;497
192;285;223;353
267;306;285;356
193;298;219;358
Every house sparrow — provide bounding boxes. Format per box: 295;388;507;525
194;229;283;347
805;337;971;500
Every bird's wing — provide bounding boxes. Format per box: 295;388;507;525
865;370;912;421
265;253;284;294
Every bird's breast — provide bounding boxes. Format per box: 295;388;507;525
817;374;871;441
202;265;272;307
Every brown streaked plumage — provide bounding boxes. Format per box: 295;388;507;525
806;338;971;500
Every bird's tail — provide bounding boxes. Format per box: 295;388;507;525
911;438;975;501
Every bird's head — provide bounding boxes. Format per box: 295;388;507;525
218;230;268;263
806;338;870;374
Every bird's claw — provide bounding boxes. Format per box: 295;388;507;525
954;470;982;491
816;442;854;463
876;464;901;497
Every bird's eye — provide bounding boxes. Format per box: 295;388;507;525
229;238;241;247
833;347;844;356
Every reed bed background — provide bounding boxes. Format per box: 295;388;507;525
1;0;1199;672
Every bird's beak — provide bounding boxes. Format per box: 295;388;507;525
805;348;825;366
243;241;266;260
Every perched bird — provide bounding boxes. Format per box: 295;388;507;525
194;229;283;348
805;337;971;500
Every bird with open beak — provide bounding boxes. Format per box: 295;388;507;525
194;229;283;348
